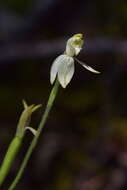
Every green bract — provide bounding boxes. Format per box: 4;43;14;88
50;33;100;88
16;100;41;138
0;101;41;187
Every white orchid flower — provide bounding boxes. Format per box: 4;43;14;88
50;34;100;88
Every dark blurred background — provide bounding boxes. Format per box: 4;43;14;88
0;0;127;189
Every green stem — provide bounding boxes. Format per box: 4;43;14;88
0;136;23;186
8;80;59;190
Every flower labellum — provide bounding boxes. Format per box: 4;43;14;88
50;33;100;88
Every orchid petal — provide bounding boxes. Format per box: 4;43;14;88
75;57;100;74
50;55;64;84
58;55;74;88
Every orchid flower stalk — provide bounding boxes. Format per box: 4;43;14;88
8;80;59;190
8;34;100;190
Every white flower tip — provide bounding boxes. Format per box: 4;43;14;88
82;64;100;74
95;70;101;74
50;75;55;85
50;68;56;84
60;82;67;88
